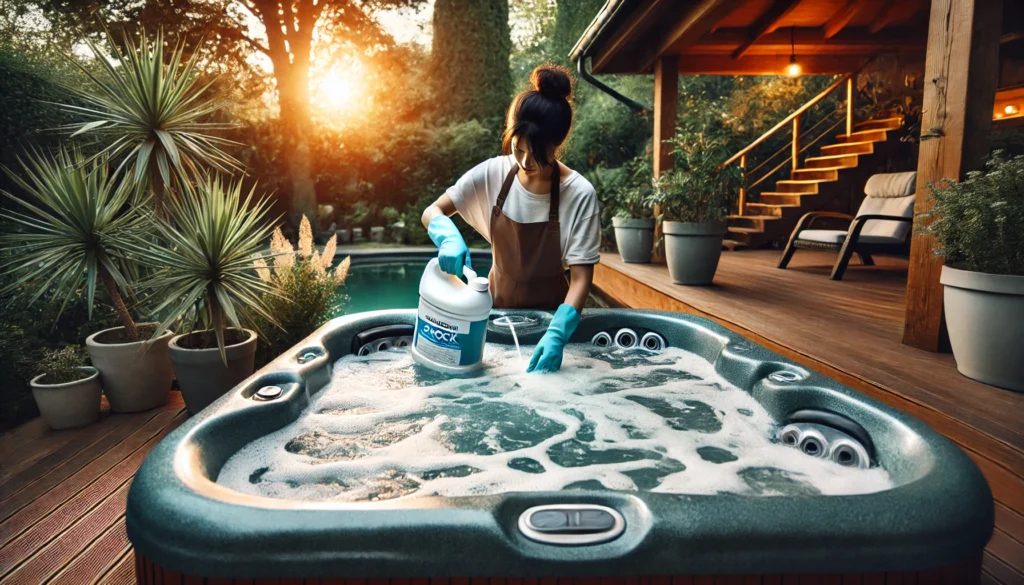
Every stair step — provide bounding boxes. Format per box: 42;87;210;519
836;129;888;143
727;226;763;234
805;154;859;169
728;214;779;230
792;168;840;181
820;141;875;156
759;193;805;206
722;239;747;251
854;117;903;131
745;202;800;217
776;180;821;194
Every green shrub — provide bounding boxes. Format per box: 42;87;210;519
920;152;1024;275
647;130;742;224
35;346;89;385
0;308;38;431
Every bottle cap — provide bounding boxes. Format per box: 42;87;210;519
471;277;490;292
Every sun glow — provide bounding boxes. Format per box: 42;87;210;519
313;61;364;113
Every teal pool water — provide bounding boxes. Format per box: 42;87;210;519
337;259;493;315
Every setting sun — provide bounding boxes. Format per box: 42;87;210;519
312;61;364;113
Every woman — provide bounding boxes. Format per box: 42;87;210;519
421;64;600;374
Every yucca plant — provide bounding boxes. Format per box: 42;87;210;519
129;175;279;362
0;149;148;341
57;27;241;210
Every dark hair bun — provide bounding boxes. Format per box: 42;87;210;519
531;65;572;100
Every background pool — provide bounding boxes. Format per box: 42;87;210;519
337;258;494;314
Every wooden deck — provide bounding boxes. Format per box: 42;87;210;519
0;392;185;584
595;250;1024;585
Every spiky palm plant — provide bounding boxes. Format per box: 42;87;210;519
129;175;279;362
0;149;147;341
57;27;241;210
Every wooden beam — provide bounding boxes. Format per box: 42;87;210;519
689;27;928;54
653;55;679;178
904;0;1003;351
675;54;867;75
639;0;744;73
593;0;668;72
869;0;922;34
731;0;802;60
823;0;864;39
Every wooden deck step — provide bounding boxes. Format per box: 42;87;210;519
804;154;859;169
759;193;805;206
722;239;747;251
836;129;888;143
791;168;840;181
775;180;821;194
854;117;903;131
819;141;875;156
745;202;800;217
726;226;763;234
727;214;778;230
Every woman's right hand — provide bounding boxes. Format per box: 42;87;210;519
427;215;472;277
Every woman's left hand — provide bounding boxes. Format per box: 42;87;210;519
527;304;580;373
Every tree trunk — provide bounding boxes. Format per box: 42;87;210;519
98;263;139;342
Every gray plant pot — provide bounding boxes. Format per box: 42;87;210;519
612;216;655;264
336;228;350;244
941;265;1024;392
663;221;726;285
370;226;386;243
353;227;365;242
30;367;102;429
86;325;173;413
169;329;258;414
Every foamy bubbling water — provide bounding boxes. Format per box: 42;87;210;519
217;344;892;502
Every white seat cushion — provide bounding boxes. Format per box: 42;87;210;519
798;229;904;245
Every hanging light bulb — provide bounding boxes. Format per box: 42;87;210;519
1005;104;1020;116
785;27;801;77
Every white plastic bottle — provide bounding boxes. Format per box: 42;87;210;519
411;258;492;374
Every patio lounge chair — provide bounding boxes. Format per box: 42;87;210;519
778;171;917;280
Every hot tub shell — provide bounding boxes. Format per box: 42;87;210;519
127;309;993;583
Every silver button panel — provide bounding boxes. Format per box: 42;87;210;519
518;504;625;546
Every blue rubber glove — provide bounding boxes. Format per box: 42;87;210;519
428;215;472;277
527;304;580;373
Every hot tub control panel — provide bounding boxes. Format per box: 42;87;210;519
518;504;625;546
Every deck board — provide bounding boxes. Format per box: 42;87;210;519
594;250;1024;585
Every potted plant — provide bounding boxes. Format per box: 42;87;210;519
921;152;1024;392
612;156;656;264
648;131;742;285
30;346;102;429
130;176;280;414
0;150;174;413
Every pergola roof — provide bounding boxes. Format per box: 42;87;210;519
571;0;931;75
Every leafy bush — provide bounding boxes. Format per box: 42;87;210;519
648;131;742;224
253;217;351;366
584;165;627;250
0;306;39;431
35;346;89;385
920;152;1024;275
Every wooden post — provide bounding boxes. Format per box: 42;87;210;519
846;76;855;137
652;55;679;261
903;0;1002;351
738;154;747;214
791;116;801;177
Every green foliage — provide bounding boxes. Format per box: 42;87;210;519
431;0;512;124
0;149;147;327
583;164;626;250
128;175;279;358
0;296;40;430
920;152;1024;276
35;345;89;385
648;131;742;225
60;28;240;197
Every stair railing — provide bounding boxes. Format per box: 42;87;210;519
722;59;873;214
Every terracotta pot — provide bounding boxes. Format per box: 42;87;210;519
30;367;102;429
941;265;1024;392
86;325;173;413
169;329;257;414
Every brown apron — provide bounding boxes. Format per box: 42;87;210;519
488;162;569;309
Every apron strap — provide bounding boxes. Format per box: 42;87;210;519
495;161;561;223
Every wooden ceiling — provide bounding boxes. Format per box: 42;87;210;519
579;0;931;75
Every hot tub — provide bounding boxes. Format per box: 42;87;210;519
127;309;993;583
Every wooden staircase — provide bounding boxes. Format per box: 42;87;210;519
724;116;905;250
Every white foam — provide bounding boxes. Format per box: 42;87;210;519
217;345;893;501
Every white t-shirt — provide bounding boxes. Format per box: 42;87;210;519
445;155;601;268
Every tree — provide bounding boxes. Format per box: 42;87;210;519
40;0;421;223
431;0;512;124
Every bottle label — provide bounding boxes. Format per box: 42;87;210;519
413;301;486;367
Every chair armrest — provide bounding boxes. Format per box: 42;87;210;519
792;211;854;237
846;214;914;243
